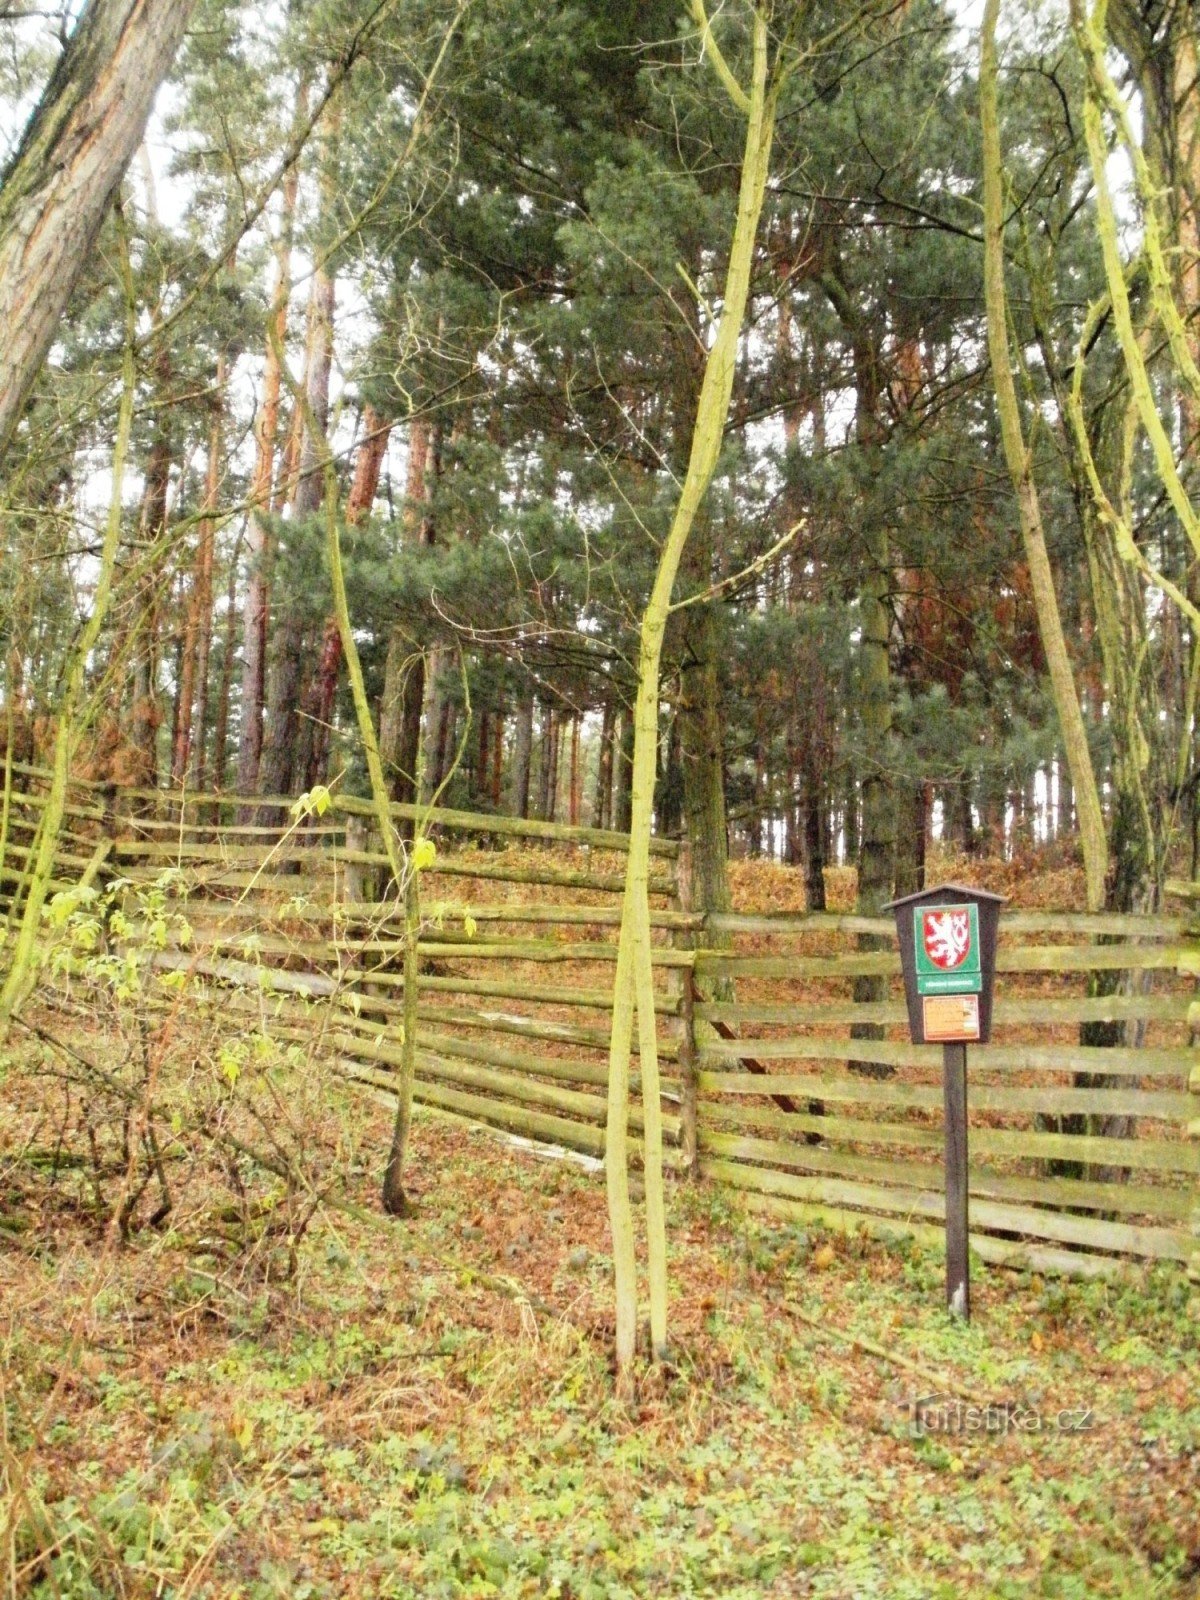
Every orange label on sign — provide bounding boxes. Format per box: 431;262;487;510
922;993;980;1043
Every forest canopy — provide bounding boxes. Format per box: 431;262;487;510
2;0;1200;918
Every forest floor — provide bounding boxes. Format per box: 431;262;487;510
3;1072;1199;1600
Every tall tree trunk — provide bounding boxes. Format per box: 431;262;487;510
491;704;504;808
822;263;895;1071
190;357;224;786
678;520;732;919
952;771;976;855
607;704;622;827
428;695;453;800
614;705;634;832
535;702;552;820
785;745;803;866
0;0;199;458
128;365;172;790
892;778;927;899
546;710;560;821
512;688;534;818
475;708;490;805
395;656;427;806
657;713;683;838
259;109;337;806
168;618;185;782
304;406;392;787
399;418;452;803
802;751;826;910
1053;4;1199;1165
379;628;413;801
847;502;893;1070
981;0;1107;910
592;697;614;827
842;763;859;864
210;531;241;793
380;418;434;804
1057;760;1073;839
236;79;305;810
855;473;892;905
171;597;191;789
174;351;224;784
568;714;580;825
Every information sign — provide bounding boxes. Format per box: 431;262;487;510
914;903;981;997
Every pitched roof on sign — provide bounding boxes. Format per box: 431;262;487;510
882;882;1008;912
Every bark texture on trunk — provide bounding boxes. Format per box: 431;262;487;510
210;532;241;792
0;0;198;457
802;753;826;911
544;710;559;821
614;706;634;832
304;406;391;787
568;715;580;825
259;129;335;807
892;779;928;900
491;704;503;808
511;689;534;818
535;703;552;820
380;418;434;804
127;373;172;789
174;351;224;784
592;697;613;828
678;521;732;919
823;262;895;1073
236;84;304;809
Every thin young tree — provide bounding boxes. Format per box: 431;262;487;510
605;0;785;1383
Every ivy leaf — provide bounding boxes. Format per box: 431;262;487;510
292;784;333;821
412;837;436;873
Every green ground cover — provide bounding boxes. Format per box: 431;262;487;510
2;1081;1198;1599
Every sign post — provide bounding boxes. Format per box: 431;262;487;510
884;884;1005;1321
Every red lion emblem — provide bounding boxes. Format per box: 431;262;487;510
923;908;971;970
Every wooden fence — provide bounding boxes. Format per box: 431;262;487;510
692;911;1200;1280
3;762;1198;1282
0;763;692;1166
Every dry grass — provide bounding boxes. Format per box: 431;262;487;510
1;1058;1198;1599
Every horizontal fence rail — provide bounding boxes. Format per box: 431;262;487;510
0;765;687;1166
690;906;1200;1281
2;763;1198;1281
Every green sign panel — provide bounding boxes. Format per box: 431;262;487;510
913;903;982;997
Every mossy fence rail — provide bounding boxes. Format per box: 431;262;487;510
3;762;1199;1283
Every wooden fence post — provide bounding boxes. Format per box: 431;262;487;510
343;813;369;905
673;839;699;1175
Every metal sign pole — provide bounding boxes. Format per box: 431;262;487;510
942;1040;969;1319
